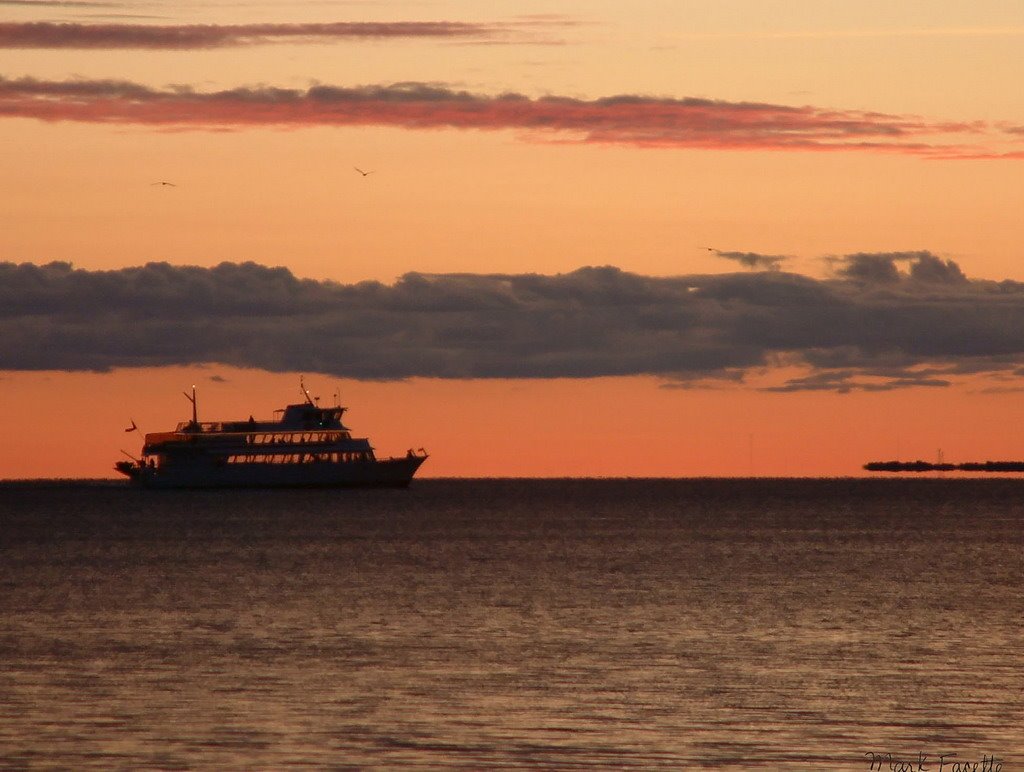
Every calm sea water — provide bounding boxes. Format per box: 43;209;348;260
1;479;1022;770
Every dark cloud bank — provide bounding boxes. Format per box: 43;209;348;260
3;252;1024;392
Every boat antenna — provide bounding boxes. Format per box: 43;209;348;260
183;385;198;427
300;376;315;406
120;448;142;464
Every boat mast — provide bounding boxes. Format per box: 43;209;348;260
300;376;315;406
183;385;198;428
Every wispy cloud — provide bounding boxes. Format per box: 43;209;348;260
0;0;115;6
1;77;1014;158
674;26;1024;41
711;250;788;271
0;20;548;48
761;370;952;394
828;250;967;284
5;253;1024;392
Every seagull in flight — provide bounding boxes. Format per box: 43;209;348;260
151;181;177;187
354;167;374;177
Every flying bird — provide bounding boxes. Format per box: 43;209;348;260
151;181;176;187
354;167;374;177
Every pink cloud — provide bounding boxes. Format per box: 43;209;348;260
0;76;1010;157
0;21;537;48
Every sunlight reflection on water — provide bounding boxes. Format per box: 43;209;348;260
1;479;1022;769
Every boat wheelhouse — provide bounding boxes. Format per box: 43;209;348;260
115;384;427;488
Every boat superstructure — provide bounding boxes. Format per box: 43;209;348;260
115;384;427;488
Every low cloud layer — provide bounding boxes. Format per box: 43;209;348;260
0;20;536;48
4;253;1024;392
1;76;1018;157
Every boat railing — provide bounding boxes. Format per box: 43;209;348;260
245;431;353;445
151;429;357;447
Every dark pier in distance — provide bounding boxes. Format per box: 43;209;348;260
864;460;1024;473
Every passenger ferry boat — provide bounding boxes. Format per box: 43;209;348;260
114;383;427;488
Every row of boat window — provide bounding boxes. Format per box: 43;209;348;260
226;452;373;464
247;432;351;445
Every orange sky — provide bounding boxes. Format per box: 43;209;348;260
3;367;1024;479
3;1;1024;478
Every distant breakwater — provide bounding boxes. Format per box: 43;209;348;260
864;460;1024;473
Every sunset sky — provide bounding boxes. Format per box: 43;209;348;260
3;0;1024;478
